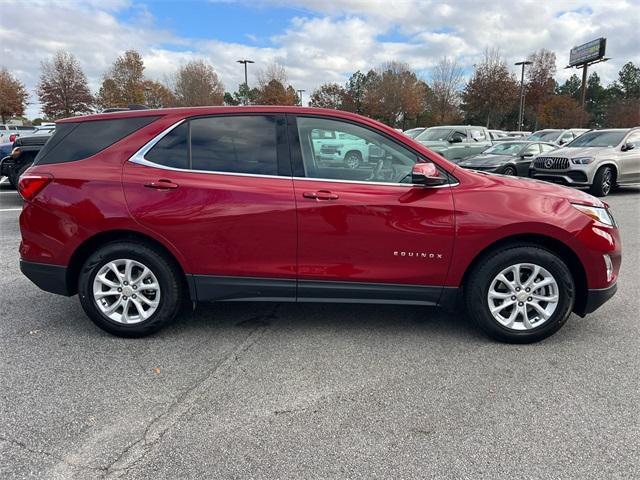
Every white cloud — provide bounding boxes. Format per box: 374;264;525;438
1;0;638;117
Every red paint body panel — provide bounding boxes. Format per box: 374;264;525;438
293;179;454;285
20;106;621;303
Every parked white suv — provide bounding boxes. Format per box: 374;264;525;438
531;128;640;196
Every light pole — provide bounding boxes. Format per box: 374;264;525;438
297;89;305;106
236;59;254;105
515;60;532;131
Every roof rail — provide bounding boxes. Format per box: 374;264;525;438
102;104;150;113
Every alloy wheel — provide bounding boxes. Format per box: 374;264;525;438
92;259;161;324
487;263;559;331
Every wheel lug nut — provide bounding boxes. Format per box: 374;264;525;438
123;296;128;300
511;296;516;300
132;294;137;298
117;288;122;292
123;281;128;286
528;297;532;301
516;287;520;291
526;288;530;292
133;285;137;290
518;302;523;306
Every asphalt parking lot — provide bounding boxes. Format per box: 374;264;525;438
1;180;639;479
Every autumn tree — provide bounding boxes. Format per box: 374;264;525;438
362;62;426;127
341;71;372;114
254;63;298;105
143;80;176;108
430;57;464;124
462;48;519;128
37;51;93;119
309;83;347;109
97;50;145;108
174;60;224;106
0;67;28;123
525;49;557;128
538;95;586;128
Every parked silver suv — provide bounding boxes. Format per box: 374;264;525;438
531;128;640;196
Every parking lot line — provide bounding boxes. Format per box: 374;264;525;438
0;208;22;212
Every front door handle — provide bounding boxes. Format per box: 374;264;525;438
303;190;339;200
144;179;179;190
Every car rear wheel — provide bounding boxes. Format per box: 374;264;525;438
344;151;362;169
78;241;184;337
589;165;615;197
465;245;575;343
502;166;517;176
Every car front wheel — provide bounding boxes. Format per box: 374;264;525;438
589;165;615;197
78;241;184;337
466;245;575;343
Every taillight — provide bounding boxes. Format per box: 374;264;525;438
18;174;53;201
9;133;17;142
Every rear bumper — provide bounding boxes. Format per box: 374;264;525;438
20;260;73;296
576;283;617;316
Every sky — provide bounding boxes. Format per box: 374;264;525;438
1;0;639;118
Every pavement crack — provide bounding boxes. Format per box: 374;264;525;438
0;436;106;473
102;311;275;478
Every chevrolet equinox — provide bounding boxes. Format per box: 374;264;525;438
18;107;621;343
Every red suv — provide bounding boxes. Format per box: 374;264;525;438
18;107;621;342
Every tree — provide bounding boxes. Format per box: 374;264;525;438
538;95;586;128
461;48;519;128
362;62;426;127
525;49;557;128
174;60;225;107
430;57;464;124
342;71;371;114
0;67;28;123
97;50;145;108
37;51;93;119
613;62;640;99
309;83;347;109
604;98;640;127
556;74;581;98
224;83;260;106
255;79;298;105
143;80;176;108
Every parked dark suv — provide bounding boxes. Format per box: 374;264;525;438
18;107;620;343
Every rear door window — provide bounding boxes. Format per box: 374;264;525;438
190;116;278;175
145;123;189;169
35;116;159;165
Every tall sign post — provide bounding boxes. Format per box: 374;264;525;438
566;38;609;127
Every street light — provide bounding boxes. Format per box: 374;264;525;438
237;59;254;105
515;60;532;131
297;89;305;106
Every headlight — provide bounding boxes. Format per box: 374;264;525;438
571;157;595;165
572;203;616;227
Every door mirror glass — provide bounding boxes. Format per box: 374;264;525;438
411;163;447;186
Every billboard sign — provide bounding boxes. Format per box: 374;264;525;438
569;38;606;67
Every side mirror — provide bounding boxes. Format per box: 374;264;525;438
449;136;463;143
411;163;447;186
521;152;534;158
621;143;634;152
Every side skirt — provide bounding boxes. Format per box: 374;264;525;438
189;275;455;307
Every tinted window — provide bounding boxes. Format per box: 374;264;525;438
625;131;640;148
567;130;627;148
297;116;419;184
35;116;158;165
190;116;277;175
146;122;189;169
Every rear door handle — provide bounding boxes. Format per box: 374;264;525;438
303;190;339;200
144;179;179;190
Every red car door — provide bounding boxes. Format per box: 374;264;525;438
289;115;455;304
123;114;297;300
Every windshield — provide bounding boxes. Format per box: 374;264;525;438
528;130;561;142
415;128;452;141
483;143;526;155
566;130;626;148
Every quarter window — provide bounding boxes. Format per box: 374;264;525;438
191;116;277;175
145;122;189;169
296;116;419;184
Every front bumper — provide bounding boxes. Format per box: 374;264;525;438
576;283;617;316
20;260;73;296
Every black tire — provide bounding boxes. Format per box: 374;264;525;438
78;241;184;337
502;166;517;176
465;244;575;343
589;165;615;197
8;161;31;189
344;151;362;169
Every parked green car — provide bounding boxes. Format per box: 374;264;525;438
414;125;492;162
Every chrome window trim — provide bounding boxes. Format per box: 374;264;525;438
128;119;458;188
